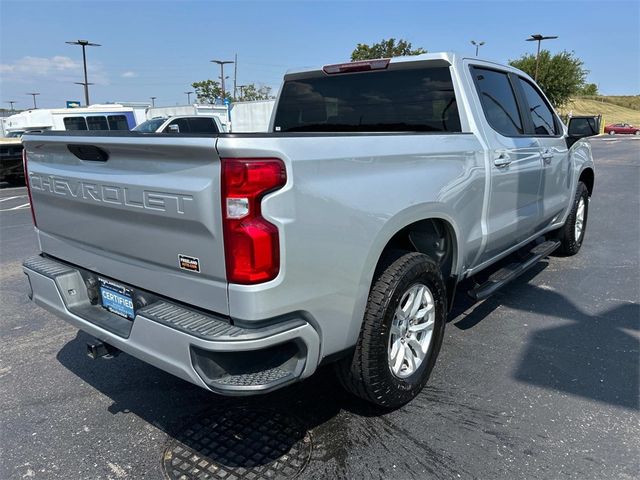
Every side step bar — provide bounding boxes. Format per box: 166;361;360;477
468;240;560;301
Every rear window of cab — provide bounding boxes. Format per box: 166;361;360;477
273;66;461;133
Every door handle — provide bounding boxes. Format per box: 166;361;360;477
541;149;554;163
493;153;512;167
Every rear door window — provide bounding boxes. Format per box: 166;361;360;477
188;117;219;134
87;116;109;130
472;67;524;136
517;78;558;136
273;66;461;133
63;117;88;131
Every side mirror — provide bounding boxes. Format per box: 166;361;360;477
566;117;599;147
166;124;180;133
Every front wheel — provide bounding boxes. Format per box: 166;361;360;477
608;130;616;135
335;252;447;408
554;182;589;256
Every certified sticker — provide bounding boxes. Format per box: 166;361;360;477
179;254;200;273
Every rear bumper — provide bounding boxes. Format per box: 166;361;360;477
23;255;320;395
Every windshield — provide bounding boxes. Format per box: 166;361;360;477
133;118;166;132
6;131;24;138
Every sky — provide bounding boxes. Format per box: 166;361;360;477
1;0;639;109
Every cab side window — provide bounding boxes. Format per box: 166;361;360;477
164;118;190;133
473;67;523;136
517;78;558;136
189;117;219;134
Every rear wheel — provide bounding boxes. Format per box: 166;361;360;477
554;182;589;256
634;131;640;136
335;252;447;408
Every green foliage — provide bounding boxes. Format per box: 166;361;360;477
237;84;273;101
509;50;587;108
351;38;426;61
579;83;599;96
192;80;273;103
192;79;224;103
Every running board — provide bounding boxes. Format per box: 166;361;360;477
468;240;560;301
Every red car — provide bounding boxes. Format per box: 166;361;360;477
604;123;640;135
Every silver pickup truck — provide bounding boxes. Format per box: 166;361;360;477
22;52;595;408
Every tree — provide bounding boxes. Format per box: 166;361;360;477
191;80;224;104
509;50;588;108
237;83;273;101
579;83;599;97
351;38;426;61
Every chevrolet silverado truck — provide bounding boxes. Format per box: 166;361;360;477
22;53;595;408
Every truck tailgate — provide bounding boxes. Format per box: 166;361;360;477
22;133;228;315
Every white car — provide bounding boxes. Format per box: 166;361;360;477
133;115;226;134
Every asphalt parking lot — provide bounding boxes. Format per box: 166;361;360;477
1;136;638;480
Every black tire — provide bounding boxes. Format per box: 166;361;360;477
555;182;589;256
335;251;447;408
608;131;615;135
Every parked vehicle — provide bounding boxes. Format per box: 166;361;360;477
147;104;230;132
3;103;148;136
133;115;226;134
21;52;596;408
0;137;24;183
604;123;640;135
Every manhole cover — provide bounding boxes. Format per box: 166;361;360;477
163;407;312;480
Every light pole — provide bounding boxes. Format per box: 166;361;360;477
5;101;17;112
26;93;40;109
470;40;485;57
66;40;101;106
184;91;194;104
150;96;156;108
526;34;558;81
211;59;234;100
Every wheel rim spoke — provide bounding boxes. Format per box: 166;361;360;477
407;338;427;360
387;282;437;378
409;318;434;333
393;342;405;373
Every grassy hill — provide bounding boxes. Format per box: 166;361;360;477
558;96;640;126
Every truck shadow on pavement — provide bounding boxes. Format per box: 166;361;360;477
55;333;390;477
451;263;639;411
54;259;639;478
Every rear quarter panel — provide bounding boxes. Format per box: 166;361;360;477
217;133;485;357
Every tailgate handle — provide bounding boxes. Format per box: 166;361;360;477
67;144;109;162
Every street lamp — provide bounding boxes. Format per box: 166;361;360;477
470;40;485;57
5;101;17;112
211;59;234;100
184;91;194;104
26;93;40;109
526;34;558;81
66;39;101;106
150;96;157;108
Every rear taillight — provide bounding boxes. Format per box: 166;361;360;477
22;148;37;227
221;158;286;284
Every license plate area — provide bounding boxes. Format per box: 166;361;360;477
99;278;135;320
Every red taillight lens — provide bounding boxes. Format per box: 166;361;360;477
221;158;286;284
22;148;37;227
